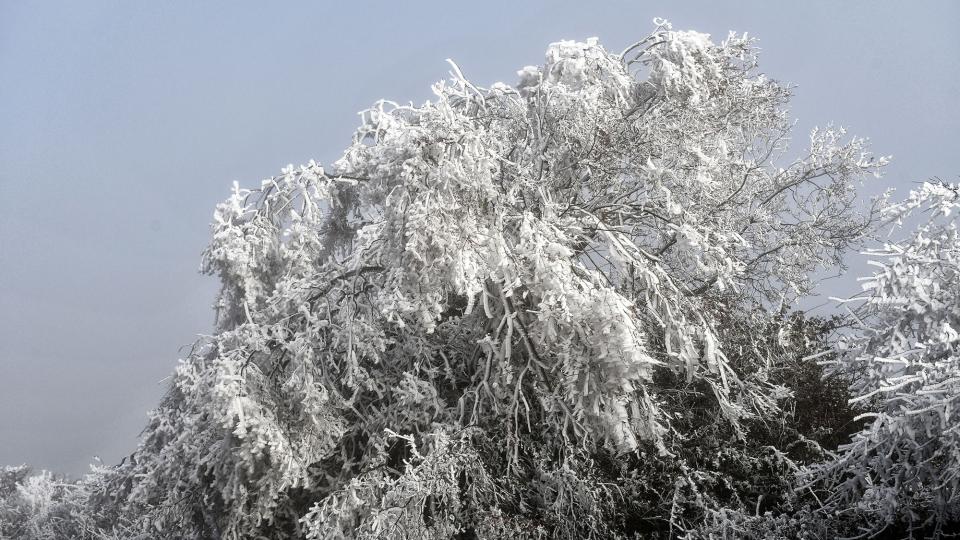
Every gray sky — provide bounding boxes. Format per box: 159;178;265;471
1;1;958;477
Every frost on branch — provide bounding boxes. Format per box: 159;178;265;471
84;21;885;538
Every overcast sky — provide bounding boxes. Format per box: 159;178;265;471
1;1;958;476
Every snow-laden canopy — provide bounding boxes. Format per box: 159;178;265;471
90;21;886;539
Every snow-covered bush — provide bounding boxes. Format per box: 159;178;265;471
0;465;121;540
801;182;960;537
703;183;960;539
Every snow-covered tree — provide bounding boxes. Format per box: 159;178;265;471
800;182;960;537
0;465;117;540
52;20;887;539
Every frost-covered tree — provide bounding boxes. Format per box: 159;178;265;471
0;465;117;540
800;182;960;537
59;20;887;539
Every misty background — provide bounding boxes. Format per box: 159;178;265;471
1;1;958;477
